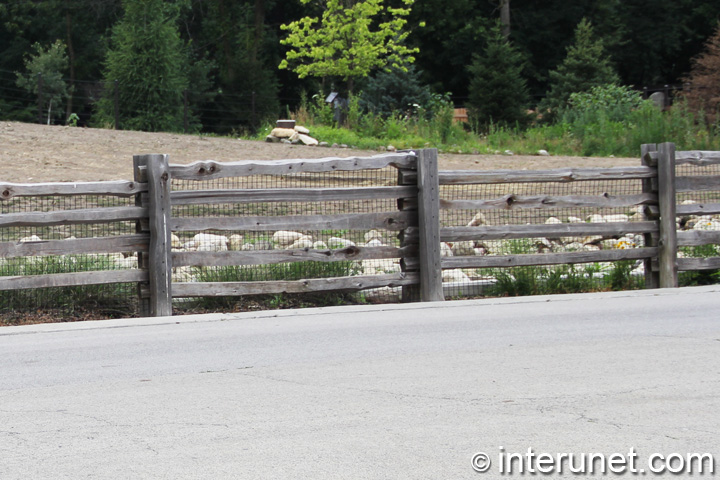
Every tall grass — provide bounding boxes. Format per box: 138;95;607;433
263;85;720;157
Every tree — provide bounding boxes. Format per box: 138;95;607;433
15;40;71;124
542;18;619;118
94;0;190;132
358;65;434;117
279;0;418;94
681;22;720;126
466;24;529;129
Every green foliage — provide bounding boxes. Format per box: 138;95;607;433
190;261;362;311
542;18;619;118
279;0;418;92
466;24;530;130
678;245;720;286
67;113;79;127
562;84;644;124
15;40;71;124
358;65;434;118
488;263;601;297
94;0;190;132
0;255;135;317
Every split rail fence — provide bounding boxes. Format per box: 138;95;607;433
1;143;719;319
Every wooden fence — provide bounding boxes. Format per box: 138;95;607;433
1;143;719;318
0;180;149;291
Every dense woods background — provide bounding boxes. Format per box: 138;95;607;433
2;0;720;134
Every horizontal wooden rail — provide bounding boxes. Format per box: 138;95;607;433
173;245;414;267
675;151;720;166
441;221;659;242
676;203;720;216
441;247;658;269
440;193;657;211
677;230;720;247
171;211;415;232
677;257;720;271
0;234;149;258
401;166;655;185
169;153;417;180
0;181;147;200
172;272;419;297
0;206;147;228
171;186;417;205
0;269;147;291
675;176;720;192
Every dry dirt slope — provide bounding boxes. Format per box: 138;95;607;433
0;121;638;182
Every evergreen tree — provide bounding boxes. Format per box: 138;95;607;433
15;40;71;125
542;18;619;117
681;22;720;126
466;24;529;129
358;65;434;117
95;0;190;132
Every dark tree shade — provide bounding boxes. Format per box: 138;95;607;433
681;22;720;126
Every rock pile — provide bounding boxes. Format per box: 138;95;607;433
264;119;319;146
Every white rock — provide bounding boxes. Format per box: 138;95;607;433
193;233;228;251
171;234;183;249
172;266;194;283
273;231;305;246
270;127;295;138
440;242;454;257
537;149;550;156
603;214;629;223
297;134;319;146
364;230;382;242
582;235;604;245
365;239;384;248
228;234;244;251
545;217;562;225
451;241;475;256
386;145;397;152
183;240;197;251
241;243;255;251
443;269;470;283
19;235;42;243
503;150;514;156
313;241;328;250
466;212;487;227
586;214;606;223
328;237;355;249
294;125;310;134
567;216;583;223
114;256;138;269
265;135;280;143
288;238;314;249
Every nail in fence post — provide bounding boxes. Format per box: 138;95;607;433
657;142;678;288
145;154;173;316
417;148;444;302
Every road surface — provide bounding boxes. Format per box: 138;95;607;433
1;286;719;478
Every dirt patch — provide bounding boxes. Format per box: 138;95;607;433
0;121;638;183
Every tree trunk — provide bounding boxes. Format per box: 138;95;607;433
252;0;265;63
500;0;510;38
65;5;76;122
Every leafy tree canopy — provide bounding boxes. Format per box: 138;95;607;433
16;40;71;124
279;0;418;93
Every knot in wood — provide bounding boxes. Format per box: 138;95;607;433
1;189;10;198
160;172;169;181
342;246;360;258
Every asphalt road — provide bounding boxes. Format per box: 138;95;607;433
1;286;719;479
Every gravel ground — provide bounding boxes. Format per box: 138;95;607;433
0;121;638;182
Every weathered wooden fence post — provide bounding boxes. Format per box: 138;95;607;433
416;148;444;302
140;154;173;316
657;142;678;288
640;143;660;289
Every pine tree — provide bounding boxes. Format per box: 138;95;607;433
15;40;71;124
681;22;720;126
95;0;190;132
466;24;529;129
542;18;619;118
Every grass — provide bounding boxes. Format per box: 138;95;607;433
258;94;720;157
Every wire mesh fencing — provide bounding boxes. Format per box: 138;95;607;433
438;173;652;299
168;159;413;313
0;193;142;324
